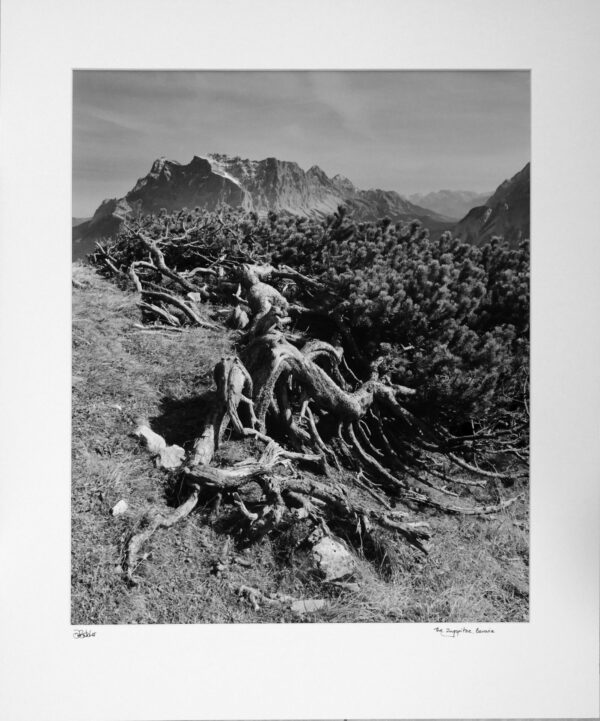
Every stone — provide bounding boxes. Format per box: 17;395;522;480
135;423;185;470
135;424;166;454
311;536;356;582
110;499;128;516
156;444;185;470
291;599;327;615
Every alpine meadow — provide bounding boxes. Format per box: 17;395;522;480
72;71;530;623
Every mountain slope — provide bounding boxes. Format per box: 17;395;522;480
408;190;491;221
454;164;530;246
73;154;453;250
72;198;135;260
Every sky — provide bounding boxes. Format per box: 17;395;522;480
73;71;530;217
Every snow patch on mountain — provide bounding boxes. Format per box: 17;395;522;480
202;155;244;190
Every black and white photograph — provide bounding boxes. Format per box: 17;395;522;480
72;70;530;624
2;1;599;719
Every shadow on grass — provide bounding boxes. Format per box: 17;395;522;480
150;389;217;448
148;389;218;512
146;391;256;539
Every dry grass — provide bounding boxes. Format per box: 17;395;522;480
71;262;529;624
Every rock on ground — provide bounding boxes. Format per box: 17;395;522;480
311;536;356;582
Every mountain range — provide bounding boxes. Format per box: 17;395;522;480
72;154;453;258
408;189;491;221
73;154;530;258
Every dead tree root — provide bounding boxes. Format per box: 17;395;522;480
114;245;525;584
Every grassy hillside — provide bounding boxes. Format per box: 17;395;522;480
72;262;529;624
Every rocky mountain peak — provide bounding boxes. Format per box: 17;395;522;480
307;165;330;181
331;174;356;194
74;152;459;251
149;156;171;173
454;163;530;246
486;163;530;207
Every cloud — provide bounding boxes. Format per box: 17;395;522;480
73;70;530;215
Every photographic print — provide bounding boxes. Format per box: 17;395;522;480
72;70;530;624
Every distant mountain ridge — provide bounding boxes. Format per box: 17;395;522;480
408;189;491;221
73;154;530;259
454;163;530;247
73;153;453;257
